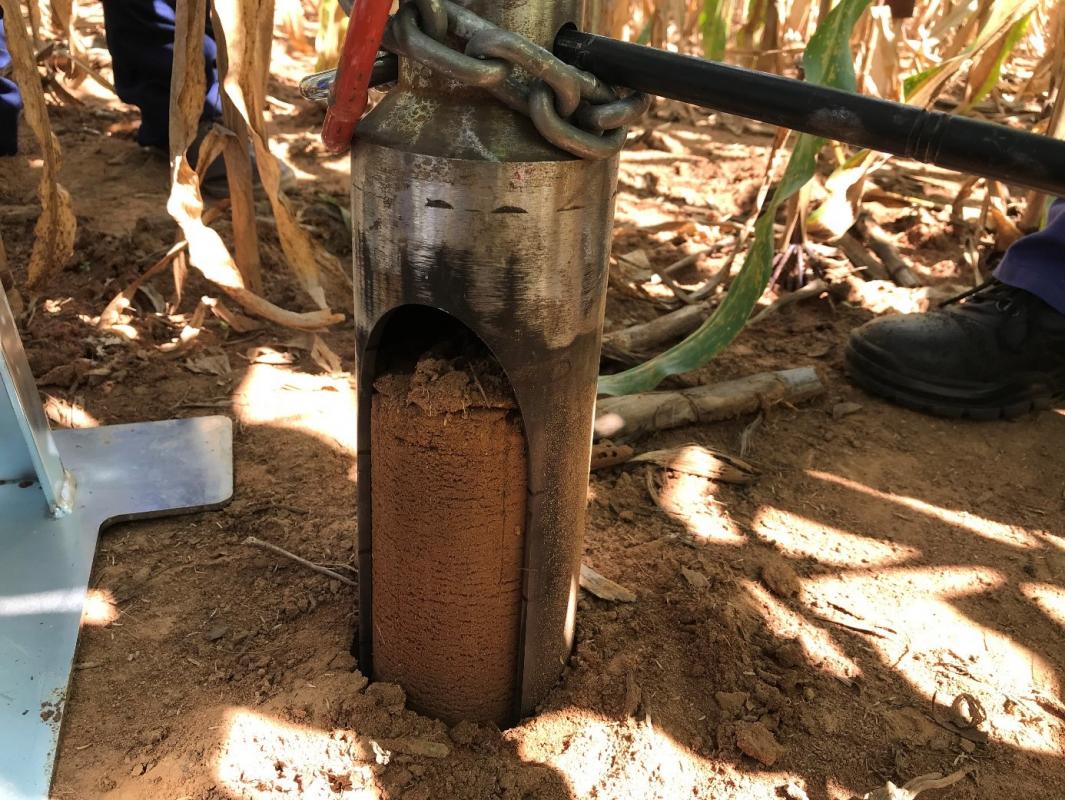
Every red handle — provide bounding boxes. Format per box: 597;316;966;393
321;0;393;153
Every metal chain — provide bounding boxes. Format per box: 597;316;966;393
412;0;448;41
384;0;649;160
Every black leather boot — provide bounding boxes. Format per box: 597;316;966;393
845;280;1065;419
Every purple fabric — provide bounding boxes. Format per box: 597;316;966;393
996;199;1065;315
0;1;221;155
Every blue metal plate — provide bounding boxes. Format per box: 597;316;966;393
0;288;68;509
0;416;233;800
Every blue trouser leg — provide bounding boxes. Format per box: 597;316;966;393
996;199;1065;315
0;11;23;156
100;0;223;149
1;2;221;154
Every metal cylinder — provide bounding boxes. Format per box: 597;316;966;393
556;29;1065;198
351;0;618;725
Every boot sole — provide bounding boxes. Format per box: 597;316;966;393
844;339;1063;421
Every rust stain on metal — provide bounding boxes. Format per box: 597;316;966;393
39;692;64;728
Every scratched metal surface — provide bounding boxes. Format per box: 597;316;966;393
353;152;615;349
359;0;585;161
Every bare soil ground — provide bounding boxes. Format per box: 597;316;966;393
3;14;1065;800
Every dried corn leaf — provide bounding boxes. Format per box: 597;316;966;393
192;123;230;185
859;5;899;100
1021;9;1065;229
184;350;232;377
25;0;41;42
210;299;262;333
310;335;343;375
276;0;313;53
586;0;632;39
213;0;340;311
0;0;76;288
98;205;228;330
988;201;1023;250
168;0;341;330
855;765;974;800
631;444;759;484
807;148;880;239
50;0;89;89
580;564;637;603
813;0;1039;240
208;14;263;294
219;123;263;292
904;0;1038;105
98;241;187;329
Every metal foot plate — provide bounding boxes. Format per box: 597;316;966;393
0;416;233;800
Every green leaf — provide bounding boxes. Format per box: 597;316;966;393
800;0;869;87
699;0;733;61
961;10;1032;112
735;0;767;52
902;64;941;100
597;0;872;397
635;17;654;45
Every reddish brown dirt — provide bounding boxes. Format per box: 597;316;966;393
2;9;1065;800
371;357;527;727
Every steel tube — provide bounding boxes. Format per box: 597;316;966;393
556;29;1065;198
352;0;616;726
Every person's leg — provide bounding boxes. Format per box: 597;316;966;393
846;199;1065;419
0;11;23;156
995;200;1065;314
100;0;222;150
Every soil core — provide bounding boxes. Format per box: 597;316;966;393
370;354;527;727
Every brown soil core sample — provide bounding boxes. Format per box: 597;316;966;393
370;354;527;727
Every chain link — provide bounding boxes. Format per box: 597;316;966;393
391;5;509;90
466;29;583;117
412;0;448;41
529;83;629;160
385;0;649;160
578;92;652;132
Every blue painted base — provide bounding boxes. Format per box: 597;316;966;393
0;416;232;800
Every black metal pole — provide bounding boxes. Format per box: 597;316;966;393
556;28;1065;199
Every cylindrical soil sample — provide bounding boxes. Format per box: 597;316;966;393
370;355;526;726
